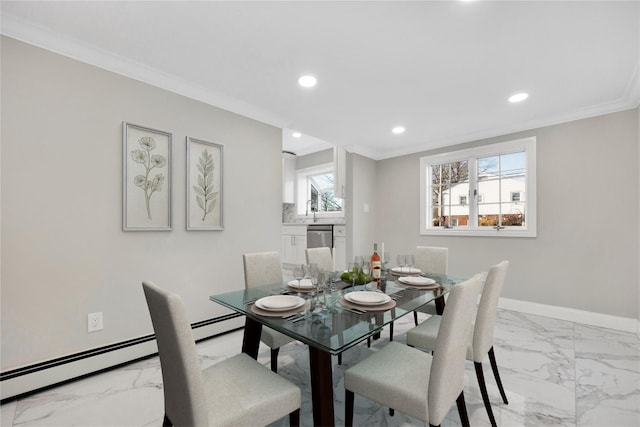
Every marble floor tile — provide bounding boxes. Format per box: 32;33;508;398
574;324;640;427
2;309;639;427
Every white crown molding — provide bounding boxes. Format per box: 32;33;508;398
366;93;640;161
2;11;637;162
0;12;288;129
499;297;640;335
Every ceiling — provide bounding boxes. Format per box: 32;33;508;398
2;1;638;160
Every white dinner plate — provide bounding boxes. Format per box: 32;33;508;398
344;291;391;306
287;279;313;289
255;295;305;311
398;276;436;286
391;267;422;275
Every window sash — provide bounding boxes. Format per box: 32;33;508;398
420;137;536;237
296;164;343;216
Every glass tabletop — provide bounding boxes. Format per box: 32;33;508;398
210;272;467;355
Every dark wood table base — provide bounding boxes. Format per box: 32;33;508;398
242;317;335;426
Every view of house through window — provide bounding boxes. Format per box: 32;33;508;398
421;137;536;237
309;172;342;212
297;164;342;216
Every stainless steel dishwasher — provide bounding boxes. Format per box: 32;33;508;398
307;224;333;249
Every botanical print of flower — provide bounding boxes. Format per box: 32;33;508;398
130;136;167;220
193;149;218;221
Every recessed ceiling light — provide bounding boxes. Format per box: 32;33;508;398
292;132;302;138
509;92;529;103
298;75;317;88
392;126;405;134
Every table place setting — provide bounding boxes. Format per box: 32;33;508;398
396;276;440;289
287;278;315;292
250;295;311;317
390;266;422;276
339;290;397;312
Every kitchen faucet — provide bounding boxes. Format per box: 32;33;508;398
306;200;318;222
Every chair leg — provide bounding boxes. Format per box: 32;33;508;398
270;348;279;373
367;337;371;347
345;389;355;427
456;391;470;427
338;352;342;365
162;414;172;427
489;346;509;404
289;408;300;427
475;361;497;427
390;321;394;341
413;310;419;326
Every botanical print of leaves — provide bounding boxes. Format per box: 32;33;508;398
193;149;218;221
130;136;167;220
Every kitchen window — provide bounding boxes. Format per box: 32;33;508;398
420;137;536;237
296;164;343;217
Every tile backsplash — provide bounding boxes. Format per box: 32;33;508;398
282;203;296;223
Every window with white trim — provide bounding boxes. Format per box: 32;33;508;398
296;163;342;217
420;137;536;237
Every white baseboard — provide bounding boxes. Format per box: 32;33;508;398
1;315;245;401
498;297;640;335
4;301;638;400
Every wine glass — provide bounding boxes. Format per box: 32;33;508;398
396;254;406;273
406;254;415;272
354;256;364;268
383;252;392;273
347;262;359;289
307;263;319;291
361;263;371;288
293;264;305;287
317;270;328;309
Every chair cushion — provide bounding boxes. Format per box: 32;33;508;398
261;326;296;348
202;353;300;426
414;301;438;315
407;315;440;350
345;342;432;422
407;315;473;360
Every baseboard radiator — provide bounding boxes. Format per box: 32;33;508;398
0;313;245;401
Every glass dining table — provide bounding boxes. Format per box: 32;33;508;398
210;271;466;426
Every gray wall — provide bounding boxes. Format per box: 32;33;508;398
1;37;283;370
347;153;378;261
375;109;639;319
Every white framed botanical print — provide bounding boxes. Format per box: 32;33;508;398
122;122;172;231
187;137;223;230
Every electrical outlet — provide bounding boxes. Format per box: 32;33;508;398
88;312;103;332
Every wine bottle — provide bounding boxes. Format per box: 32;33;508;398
371;243;381;288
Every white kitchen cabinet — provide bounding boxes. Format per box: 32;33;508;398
282;226;307;265
333;225;346;271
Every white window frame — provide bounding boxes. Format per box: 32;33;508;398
296;163;343;218
420;137;537;237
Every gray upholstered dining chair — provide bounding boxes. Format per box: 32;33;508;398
243;251;297;372
412;246;449;324
305;247;333;272
388;245;448;342
142;281;301;427
344;274;483;427
406;260;510;427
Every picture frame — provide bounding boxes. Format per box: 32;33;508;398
122;122;172;231
187;137;223;230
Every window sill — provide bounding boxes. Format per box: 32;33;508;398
421;228;536;238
